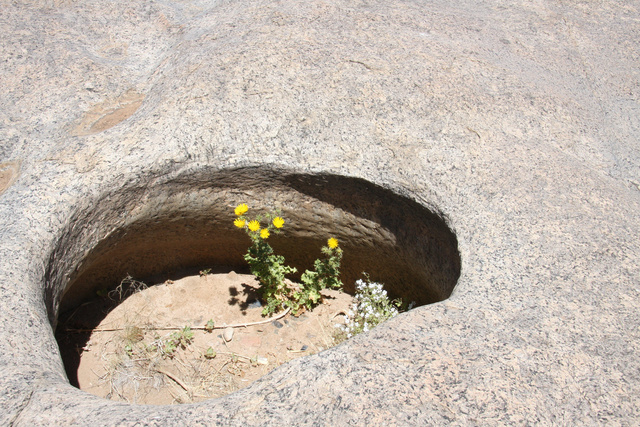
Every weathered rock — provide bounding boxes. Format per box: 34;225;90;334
0;0;639;425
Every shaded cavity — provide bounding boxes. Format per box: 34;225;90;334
48;166;460;387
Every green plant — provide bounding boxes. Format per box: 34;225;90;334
234;204;297;315
171;326;194;348
204;347;217;359
159;326;194;358
233;204;344;316
120;326;145;358
337;274;406;341
163;340;177;357
296;238;344;312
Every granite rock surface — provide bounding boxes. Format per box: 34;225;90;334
1;0;639;425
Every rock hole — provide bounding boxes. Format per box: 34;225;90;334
48;166;460;403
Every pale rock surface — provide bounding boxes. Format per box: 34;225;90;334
1;0;639;425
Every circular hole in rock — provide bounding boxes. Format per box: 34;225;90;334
49;166;460;403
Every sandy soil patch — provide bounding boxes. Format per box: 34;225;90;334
57;272;352;404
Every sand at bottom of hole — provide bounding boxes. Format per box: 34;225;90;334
70;272;353;405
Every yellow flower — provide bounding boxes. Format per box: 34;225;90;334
272;217;285;228
260;228;270;239
328;238;339;249
233;218;246;228
234;203;249;216
248;220;260;232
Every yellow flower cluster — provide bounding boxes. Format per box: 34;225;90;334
232;203;344;316
234;203;249;216
233;205;341;248
233;204;278;240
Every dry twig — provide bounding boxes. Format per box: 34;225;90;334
64;307;291;333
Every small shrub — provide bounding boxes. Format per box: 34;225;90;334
234;205;297;315
338;274;407;340
108;275;147;301
172;326;194;348
297;238;344;312
233;204;343;316
154;326;194;358
204;347;217;359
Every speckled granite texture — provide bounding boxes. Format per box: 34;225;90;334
1;0;639;425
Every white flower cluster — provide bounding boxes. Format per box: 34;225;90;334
340;277;402;339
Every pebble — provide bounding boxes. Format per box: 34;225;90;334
248;300;262;308
223;327;234;342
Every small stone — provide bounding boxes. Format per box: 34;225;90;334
223;327;234;342
272;320;284;329
257;357;268;365
248;300;262;308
